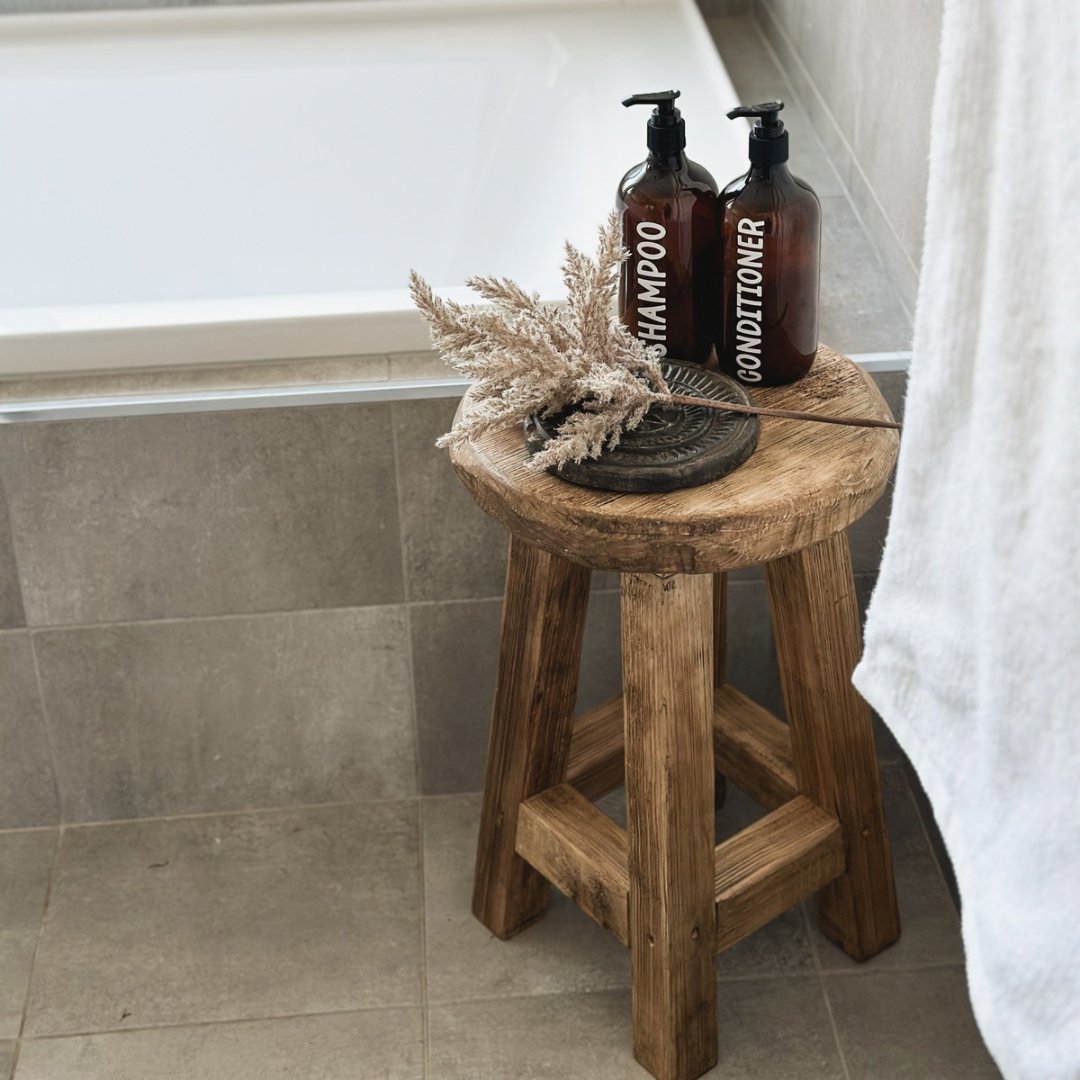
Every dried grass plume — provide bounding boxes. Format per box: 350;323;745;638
409;212;670;471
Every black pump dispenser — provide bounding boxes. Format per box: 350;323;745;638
623;90;686;158
726;101;788;166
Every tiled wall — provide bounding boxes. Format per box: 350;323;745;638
755;0;943;314
0;365;903;828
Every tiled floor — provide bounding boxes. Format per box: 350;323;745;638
0;766;1000;1079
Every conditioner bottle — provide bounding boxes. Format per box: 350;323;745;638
718;101;820;386
617;91;719;366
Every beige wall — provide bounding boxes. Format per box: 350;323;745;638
756;0;943;315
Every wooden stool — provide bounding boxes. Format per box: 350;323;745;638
449;347;902;1080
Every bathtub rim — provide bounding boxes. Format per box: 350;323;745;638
0;352;912;423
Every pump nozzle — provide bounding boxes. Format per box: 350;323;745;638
623;90;681;115
623;90;686;157
726;101;785;135
726;100;789;165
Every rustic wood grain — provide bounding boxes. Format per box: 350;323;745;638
712;573;729;812
766;533;902;961
449;347;899;574
566;683;796;812
712;684;798;811
714;796;844;953
565;695;626;800
622;572;718;1080
515;783;631;945
471;536;591;939
713;573;728;688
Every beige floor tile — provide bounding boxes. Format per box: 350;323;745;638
423;794;630;1003
423;784;817;1005
0;1041;12;1080
826;968;1002;1079
25;803;422;1035
816;765;962;971
0;830;56;1037
428;978;844;1079
14;1010;423;1080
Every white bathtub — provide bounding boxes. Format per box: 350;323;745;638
0;0;747;379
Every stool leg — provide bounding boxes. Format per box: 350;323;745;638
765;533;901;961
623;572;718;1080
472;535;591;939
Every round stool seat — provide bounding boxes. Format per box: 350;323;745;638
450;346;899;573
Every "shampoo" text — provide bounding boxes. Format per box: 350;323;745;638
634;221;668;356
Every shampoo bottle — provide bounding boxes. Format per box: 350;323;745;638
718;101;821;386
617;91;719;367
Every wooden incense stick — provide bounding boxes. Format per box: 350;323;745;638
665;393;901;430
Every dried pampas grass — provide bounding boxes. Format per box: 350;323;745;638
409;214;899;473
409;212;668;471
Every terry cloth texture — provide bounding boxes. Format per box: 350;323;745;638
852;1;1080;1077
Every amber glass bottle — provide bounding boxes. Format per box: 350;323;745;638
718;102;820;386
617;91;719;367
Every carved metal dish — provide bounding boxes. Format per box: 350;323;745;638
524;360;759;493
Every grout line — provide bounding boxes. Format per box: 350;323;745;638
29;794;423;835
422;954;967;1013
408;585;622;611
816;959;964;977
10;826;62;1078
800;902;854;1080
751;4;918;323
801;899;824;973
752;3;920;287
11;951;969;1048
0;792;495;839
803;898;854;1079
388;401;430;1077
16;587;623;635
820;975;854;1080
23;599;412;636
17;1002;426;1045
712;16;848;201
0;823;57;836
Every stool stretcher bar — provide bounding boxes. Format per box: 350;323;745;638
515;785;845;954
565;686;798;810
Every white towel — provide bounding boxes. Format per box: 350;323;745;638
852;1;1080;1077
